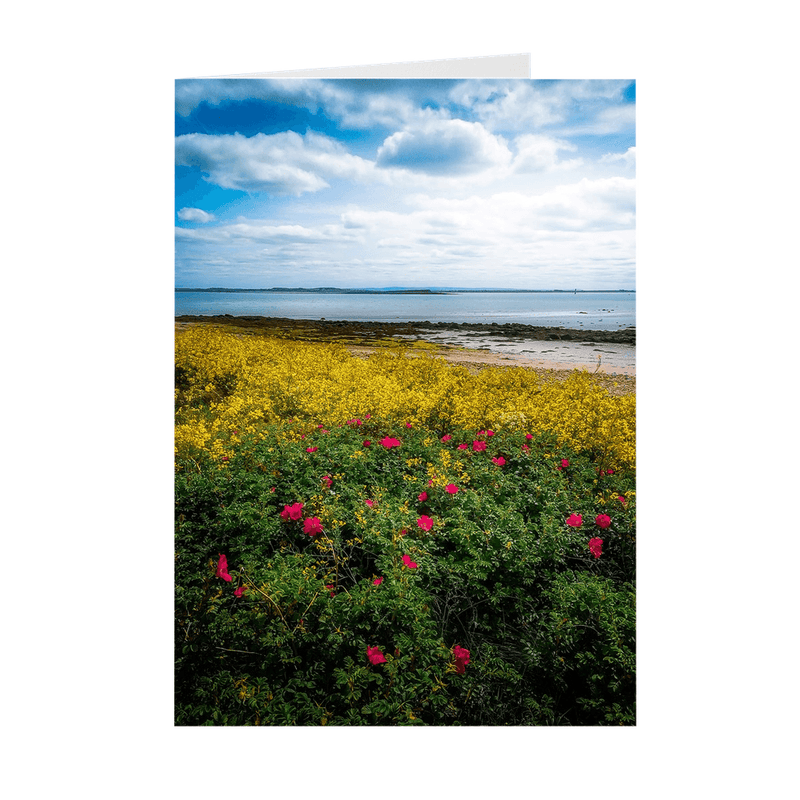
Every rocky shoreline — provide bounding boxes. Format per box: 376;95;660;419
175;314;636;346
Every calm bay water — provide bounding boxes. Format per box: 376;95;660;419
175;291;635;331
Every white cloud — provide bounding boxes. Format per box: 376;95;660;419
174;130;378;196
600;146;636;169
177;207;215;223
512;134;583;173
450;80;632;133
376;119;511;176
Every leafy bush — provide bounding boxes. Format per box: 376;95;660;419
175;363;636;725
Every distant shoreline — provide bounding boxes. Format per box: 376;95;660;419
175;287;635;294
175;313;636;346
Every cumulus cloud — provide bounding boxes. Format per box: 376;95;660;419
450;79;632;133
177;207;215;223
512;134;583;173
376;119;511;176
175;130;378;196
600;146;636;168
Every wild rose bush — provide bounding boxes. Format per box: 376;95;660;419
175;329;636;725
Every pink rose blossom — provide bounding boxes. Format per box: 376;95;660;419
457;444;468;450
441;434;452;442
595;514;611;529
525;433;533;440
417;516;433;531
365;499;375;508
521;445;530;452
363;440;371;447
566;513;583;527
367;646;387;665
589;538;604;559
491;456;506;466
402;554;418;569
445;484;459;494
234;586;244;598
418;491;428;502
380;437;401;448
216;554;232;582
373;577;384;586
303;517;323;536
453;645;471;675
472;440;487;452
322;475;333;488
280;502;304;521
306;446;318;453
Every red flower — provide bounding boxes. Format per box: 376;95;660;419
441;434;452;442
417;515;433;531
234;586;244;598
486;430;495;437
216;554;232;582
280;502;304;521
405;422;412;428
418;491;428;502
457;443;468;450
367;646;387;665
326;584;335;597
445;483;459;494
557;458;570;470
566;513;583;527
380;437;401;448
453;645;471;675
373;577;384;586
363;440;371;447
595;514;611;529
365;499;375;508
322;475;333;488
525;433;533;440
521;445;530;452
617;495;627;506
306;446;318;453
303;517;323;536
402;554;418;569
589;537;603;559
472;440;487;452
399;528;408;537
491;456;506;466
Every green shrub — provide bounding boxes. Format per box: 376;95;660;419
175;417;635;725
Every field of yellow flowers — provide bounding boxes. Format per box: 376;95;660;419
175;325;635;471
175;325;636;725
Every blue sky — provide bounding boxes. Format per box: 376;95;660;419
175;79;635;289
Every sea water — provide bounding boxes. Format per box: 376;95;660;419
175;291;635;332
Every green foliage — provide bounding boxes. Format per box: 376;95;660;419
176;413;635;725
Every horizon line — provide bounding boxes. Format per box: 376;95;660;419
175;286;636;292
